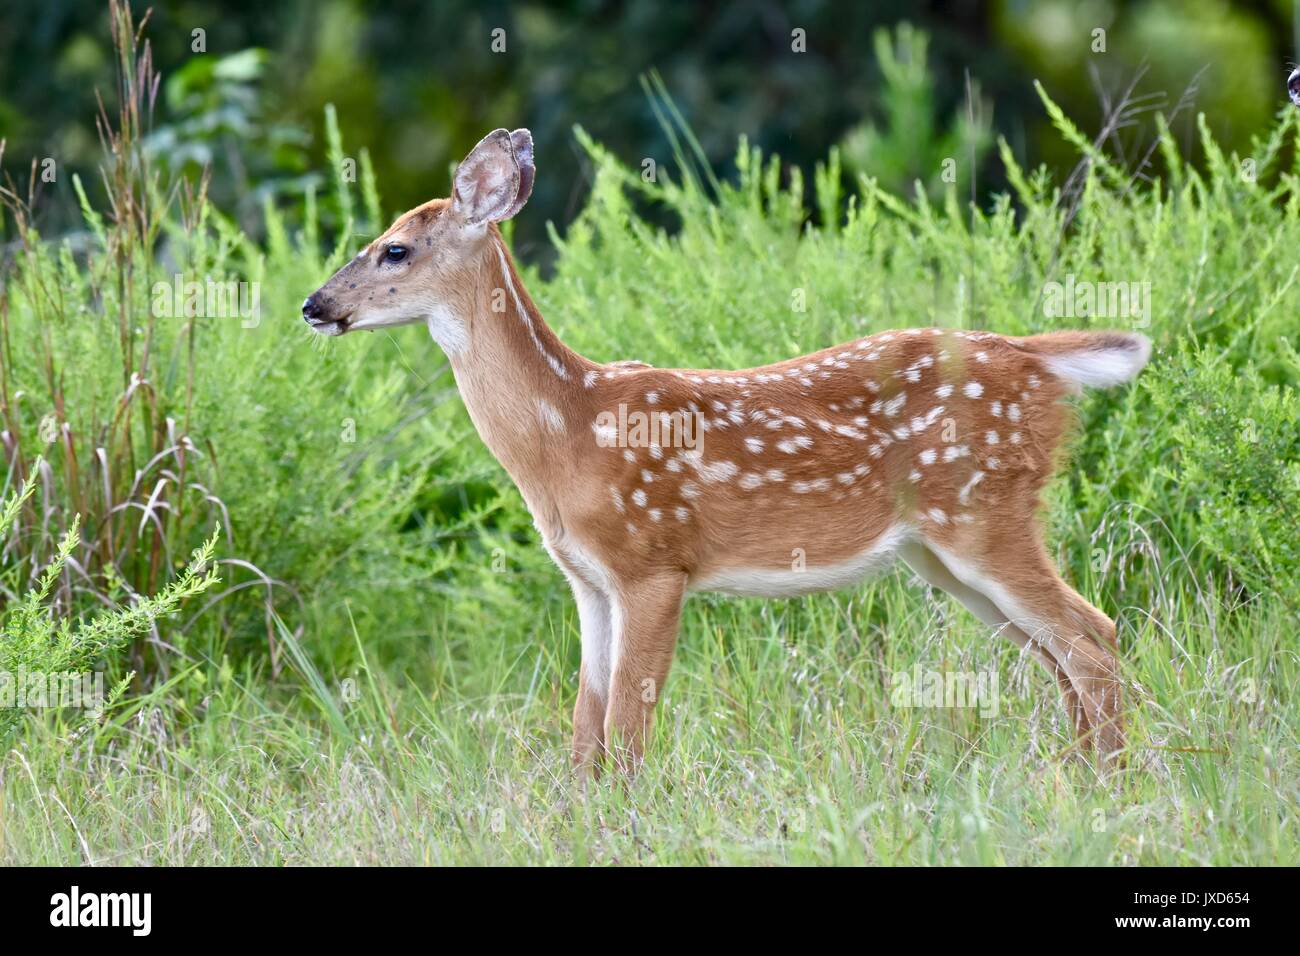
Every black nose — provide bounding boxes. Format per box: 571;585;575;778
302;294;325;322
1289;68;1300;104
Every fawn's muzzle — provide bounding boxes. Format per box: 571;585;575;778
302;293;348;336
1289;67;1300;107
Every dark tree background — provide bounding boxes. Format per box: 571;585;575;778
1;0;1295;261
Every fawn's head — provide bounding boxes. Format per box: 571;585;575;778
302;128;534;341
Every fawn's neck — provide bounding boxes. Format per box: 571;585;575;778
442;232;598;520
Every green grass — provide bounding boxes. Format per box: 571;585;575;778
2;564;1291;865
0;23;1296;863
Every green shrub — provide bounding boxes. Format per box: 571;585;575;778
0;467;218;745
0;3;455;680
1149;343;1300;609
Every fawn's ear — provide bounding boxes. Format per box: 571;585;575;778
453;128;531;225
499;129;535;221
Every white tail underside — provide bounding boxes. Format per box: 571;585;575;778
1038;334;1152;389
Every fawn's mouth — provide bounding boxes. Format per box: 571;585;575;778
306;315;351;336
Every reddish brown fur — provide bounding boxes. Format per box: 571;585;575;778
580;329;1070;577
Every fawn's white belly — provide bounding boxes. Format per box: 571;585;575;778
691;524;911;598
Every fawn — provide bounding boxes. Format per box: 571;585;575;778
304;128;1149;773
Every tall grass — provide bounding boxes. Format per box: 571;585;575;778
0;12;1294;864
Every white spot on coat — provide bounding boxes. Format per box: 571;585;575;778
958;471;985;505
536;399;565;433
696;459;738;483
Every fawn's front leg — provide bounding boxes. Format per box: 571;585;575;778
566;574;614;774
603;572;687;775
573;666;607;775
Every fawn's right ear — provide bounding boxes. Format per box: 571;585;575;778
453;128;534;225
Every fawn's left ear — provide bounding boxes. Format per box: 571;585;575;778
452;128;534;225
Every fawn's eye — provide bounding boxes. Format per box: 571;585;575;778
383;244;408;264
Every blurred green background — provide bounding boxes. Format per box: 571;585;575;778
2;0;1297;263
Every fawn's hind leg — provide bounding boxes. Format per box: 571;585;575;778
927;536;1125;762
899;540;1089;741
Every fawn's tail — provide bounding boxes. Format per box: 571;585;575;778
1009;331;1151;391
